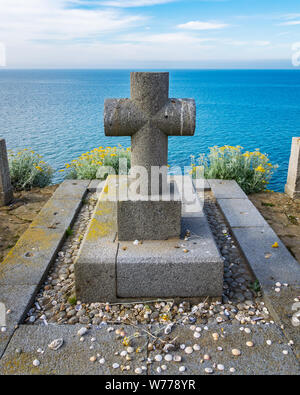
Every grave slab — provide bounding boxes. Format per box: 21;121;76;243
0;285;36;358
52;180;89;200
285;137;300;199
217;198;267;228
209;179;248;199
0;325;148;375
148;323;300;375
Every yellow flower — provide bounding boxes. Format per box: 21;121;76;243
272;242;279;248
255;165;265;173
35;166;43;172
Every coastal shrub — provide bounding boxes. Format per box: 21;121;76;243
62;145;131;180
191;145;278;194
8;149;54;191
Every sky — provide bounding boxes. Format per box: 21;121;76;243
0;0;300;68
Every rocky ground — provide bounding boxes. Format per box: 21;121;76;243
0;186;58;262
249;192;300;263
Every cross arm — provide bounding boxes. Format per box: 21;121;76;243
154;98;196;136
104;99;146;137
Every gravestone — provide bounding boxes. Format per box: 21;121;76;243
0;139;13;206
104;72;195;240
75;72;223;302
285;137;300;199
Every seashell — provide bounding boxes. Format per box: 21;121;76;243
232;349;241;356
185;346;193;354
179;366;186;372
48;338;64;351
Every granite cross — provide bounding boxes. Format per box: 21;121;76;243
104;72;196;195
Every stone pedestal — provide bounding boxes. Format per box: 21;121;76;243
285;137;300;199
0;139;13;206
75;175;224;303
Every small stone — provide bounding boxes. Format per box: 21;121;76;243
135;368;142;374
179;366;186;372
217;346;223;351
127;347;134;354
90;356;97;362
275;288;281;293
193;344;200;351
244;328;251;334
212;333;219;341
33;359;40;367
217;364;224;371
157;367;162;373
232;349;241;356
205;368;213;374
275;282;281;287
120;351;127;357
194;332;200;339
164;354;173;362
246;341;254;347
174;355;182;362
99;358;105;364
112;363;120;369
185;347;193;355
229;367;236;373
180;344;186;350
48;338;64;351
282;350;288;355
155;354;163;362
266;340;272;346
203;354;210;361
77;327;88;336
161;365;167;371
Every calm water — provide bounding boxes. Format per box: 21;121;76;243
0;69;300;191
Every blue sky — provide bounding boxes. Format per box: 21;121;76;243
1;0;300;68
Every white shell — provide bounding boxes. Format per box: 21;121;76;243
48;338;64;351
184;346;193;354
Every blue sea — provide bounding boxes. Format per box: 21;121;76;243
0;69;300;191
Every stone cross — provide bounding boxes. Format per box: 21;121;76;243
0;139;13;206
285;137;300;199
104;72;196;194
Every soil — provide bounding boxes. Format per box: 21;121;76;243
249;192;300;263
0;185;58;263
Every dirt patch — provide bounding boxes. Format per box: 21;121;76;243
249;192;300;263
0;185;58;263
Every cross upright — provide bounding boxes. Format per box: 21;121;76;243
104;72;196;195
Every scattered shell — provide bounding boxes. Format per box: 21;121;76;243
203;354;210;361
205;368;213;374
99;358;105;364
127;347;134;354
194;332;201;339
33;359;40;367
180;344;186;350
229;367;236;373
48;338;64;351
179;366;186;372
157;367;162;373
77;327;88;336
244;328;251;334
112;363;120;369
90;356;97;362
174;355;182;362
193;344;200;351
212;333;219;341
217;364;225;371
161;365;167;371
155;355;163;362
164;354;173;362
246;341;254;347
164;323;174;335
266;340;272;346
185;347;193;355
275;282;281;287
282;350;288;355
120;351;127;357
217;346;223;351
183;249;189;253
135;368;142;374
275;288;281;293
232;349;241;356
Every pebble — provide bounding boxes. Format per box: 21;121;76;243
174;355;182;362
161;365;167;371
266;340;272;345
33;359;40;367
90;356;97;362
194;332;201;339
164;354;173;362
246;341;254;347
203;354;210;361
135;368;142;374
155;355;163;362
185;347;193;355
127;347;134;354
244;328;251;334
217;364;225;371
282;350;288;355
99;358;105;364
205;368;213;374
77;327;88;336
212;333;219;341
179;366;186;372
229;367;236;373
232;349;241;356
275;288;281;293
193;344;200;351
112;363;120;369
157;367;162;373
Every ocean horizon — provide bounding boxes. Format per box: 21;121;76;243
1;68;300;191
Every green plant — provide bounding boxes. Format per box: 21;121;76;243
8;149;53;191
61;145;131;180
68;296;77;306
66;227;73;237
191;145;278;194
261;202;275;207
250;280;261;293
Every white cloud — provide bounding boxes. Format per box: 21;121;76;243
122;32;215;44
177;21;229;30
0;0;144;43
96;0;176;6
279;20;300;26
